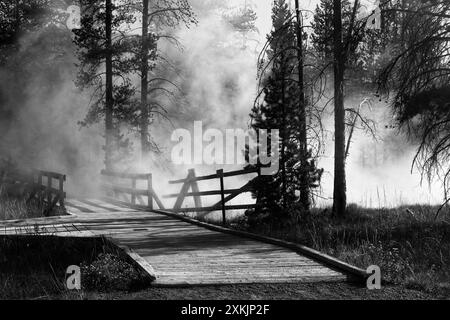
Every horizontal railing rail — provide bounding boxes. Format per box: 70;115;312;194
166;168;260;224
168;168;258;184
100;170;164;210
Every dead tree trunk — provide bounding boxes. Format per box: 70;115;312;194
140;0;150;160
294;0;310;213
105;0;114;171
332;0;347;217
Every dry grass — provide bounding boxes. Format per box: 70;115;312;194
0;185;66;221
0;195;44;221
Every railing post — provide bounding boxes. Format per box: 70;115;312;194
131;178;136;205
217;169;226;225
147;173;153;210
190;169;202;209
47;175;51;204
37;172;43;205
59;175;65;207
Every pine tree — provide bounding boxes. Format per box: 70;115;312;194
311;0;387;217
137;0;196;161
311;0;353;62
332;0;346;217
223;1;258;50
311;0;392;86
75;0;196;168
74;0;138;170
245;0;323;225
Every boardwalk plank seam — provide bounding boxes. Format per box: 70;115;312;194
96;197;368;282
1;198;368;286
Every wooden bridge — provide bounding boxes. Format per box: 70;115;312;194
0;168;368;287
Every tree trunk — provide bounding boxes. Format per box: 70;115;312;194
105;0;114;171
294;0;310;212
140;0;150;160
332;0;347;217
280;51;286;209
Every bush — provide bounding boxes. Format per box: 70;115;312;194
0;236;151;298
81;253;149;292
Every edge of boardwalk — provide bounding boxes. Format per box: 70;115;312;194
102;197;369;283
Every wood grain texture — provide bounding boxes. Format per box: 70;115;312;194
0;198;350;286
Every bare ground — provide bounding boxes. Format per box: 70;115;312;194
57;282;448;300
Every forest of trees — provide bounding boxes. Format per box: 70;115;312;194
1;0;449;220
74;0;196;170
247;0;450;222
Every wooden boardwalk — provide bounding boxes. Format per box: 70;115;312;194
0;198;351;286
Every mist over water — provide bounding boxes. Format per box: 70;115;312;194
0;0;444;210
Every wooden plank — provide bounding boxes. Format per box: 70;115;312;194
152;277;345;286
37;173;43;205
107;238;156;282
46;175;52;205
39;171;66;180
154;263;324;269
151;190;165;210
131;178;136;205
147;174;153;210
87;198;141;212
169;172;218;184
168;168;258;184
217;169;226;224
163;189;243;198
211;182;251;209
101;170;150;180
4;197;357;286
152;208;369;282
173;170;193;211
189;169;202;209
73;199;122;212
174;204;256;213
156;269;342;276
58;175;65;206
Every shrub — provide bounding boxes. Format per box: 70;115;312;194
81;253;149;292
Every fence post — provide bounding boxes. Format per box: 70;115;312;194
147;174;153;210
47;175;51;204
173;171;191;212
59;175;65;207
217;169;226;225
131;178;136;205
37;172;43;205
189;169;202;209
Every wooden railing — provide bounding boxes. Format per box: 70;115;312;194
165;168;260;224
34;170;66;212
101;170;164;210
1;169;66;216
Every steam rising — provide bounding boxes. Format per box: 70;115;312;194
0;0;443;209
